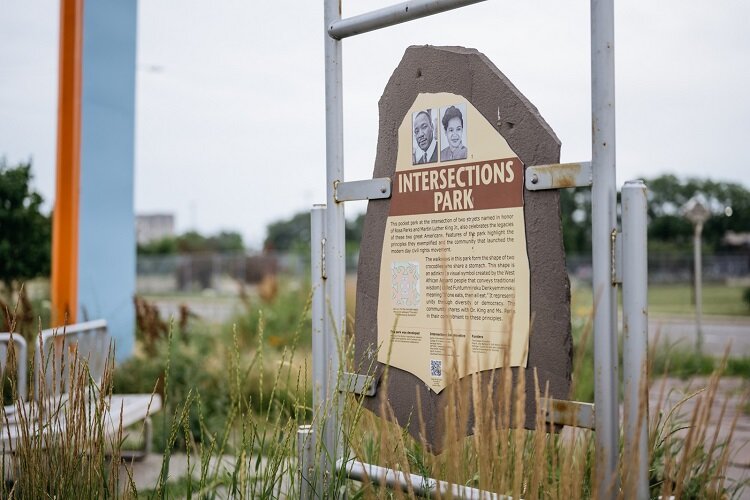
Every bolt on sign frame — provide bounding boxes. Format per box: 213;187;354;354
301;0;648;498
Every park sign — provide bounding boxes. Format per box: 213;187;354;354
381;91;530;390
354;46;571;451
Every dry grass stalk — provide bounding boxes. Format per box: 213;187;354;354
2;329;138;498
343;295;746;500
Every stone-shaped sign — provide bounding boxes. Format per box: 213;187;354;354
354;46;571;452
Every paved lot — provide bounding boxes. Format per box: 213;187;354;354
650;314;750;357
149;296;243;325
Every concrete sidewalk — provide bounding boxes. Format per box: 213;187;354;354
121;453;288;497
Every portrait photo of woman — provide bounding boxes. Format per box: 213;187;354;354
439;104;468;162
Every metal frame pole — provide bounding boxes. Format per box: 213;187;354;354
324;0;346;489
321;0;624;496
591;0;619;495
310;204;327;496
693;222;704;353
622;181;649;500
328;0;486;39
311;205;327;406
297;424;315;499
338;458;509;499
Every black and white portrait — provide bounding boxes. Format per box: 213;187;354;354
412;108;438;165
439;104;468;162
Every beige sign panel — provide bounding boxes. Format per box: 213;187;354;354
377;92;530;392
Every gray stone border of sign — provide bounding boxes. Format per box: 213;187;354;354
354;45;572;452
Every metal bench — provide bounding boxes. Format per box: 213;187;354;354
0;333;28;418
1;320;161;458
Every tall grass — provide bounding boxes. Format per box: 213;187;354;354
339;342;746;498
1;281;747;498
134;290;315;497
1;331;129;497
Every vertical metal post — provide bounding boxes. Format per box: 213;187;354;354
684;198;709;354
311;204;327;495
297;424;315;499
591;0;619;496
693;222;704;353
324;0;346;488
312;205;328;409
622;181;649;500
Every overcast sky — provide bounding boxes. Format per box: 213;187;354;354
1;1;748;248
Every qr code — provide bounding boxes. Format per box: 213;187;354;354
430;359;442;378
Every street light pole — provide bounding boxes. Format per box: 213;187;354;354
693;220;704;353
683;197;710;354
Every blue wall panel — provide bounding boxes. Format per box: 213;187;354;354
79;0;138;359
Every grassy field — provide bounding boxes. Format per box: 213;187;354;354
648;283;749;316
571;282;750;318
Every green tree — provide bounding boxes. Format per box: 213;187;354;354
557;175;750;255
559;188;592;254
175;231;210;253
264;211;366;255
264;212;311;253
0;159;51;290
209;231;244;253
645;174;750;253
138;230;245;255
137;236;178;255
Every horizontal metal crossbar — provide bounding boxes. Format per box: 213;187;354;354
334;178;391;202
328;0;487;39
339;458;512;499
525;161;593;191
338;372;377;396
542;398;595;429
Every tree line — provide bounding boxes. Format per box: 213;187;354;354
560;175;750;255
266;175;750;256
1;158;749;289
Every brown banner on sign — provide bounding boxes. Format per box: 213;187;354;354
390;158;523;216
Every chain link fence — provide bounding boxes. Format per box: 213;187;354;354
566;252;750;284
137;251;749;294
136;252;306;294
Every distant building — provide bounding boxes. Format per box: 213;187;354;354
136;213;175;244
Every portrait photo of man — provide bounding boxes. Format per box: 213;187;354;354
412;109;438;165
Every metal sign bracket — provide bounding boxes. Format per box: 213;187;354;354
542;398;596;430
525;161;593;191
338;372;378;396
334;177;392;202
